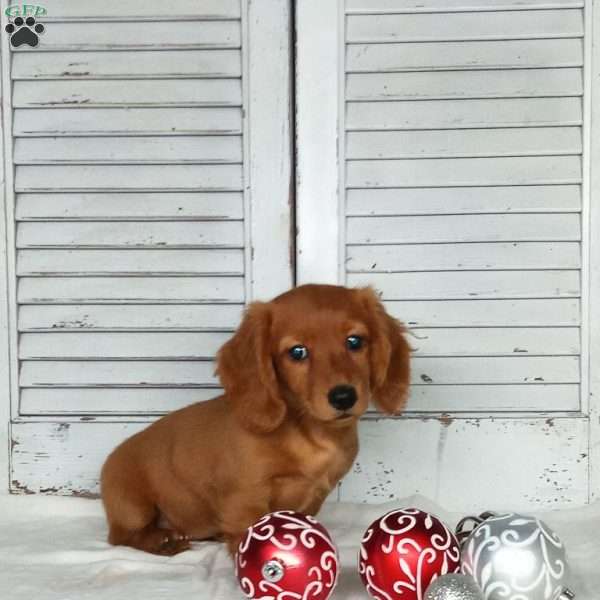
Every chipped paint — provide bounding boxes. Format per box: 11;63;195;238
11;480;35;495
439;413;453;428
71;489;100;499
59;71;91;77
434;421;449;501
341;418;588;510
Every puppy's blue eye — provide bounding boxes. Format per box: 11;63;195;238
347;335;363;351
289;345;309;361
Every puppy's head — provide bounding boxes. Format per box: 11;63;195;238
216;284;411;433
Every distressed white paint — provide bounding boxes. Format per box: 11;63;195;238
18;277;245;304
17;304;243;332
385;299;581;327
347;156;582;187
46;0;241;20
340;417;589;511
17;249;245;276
18;332;229;360
7;416;590;508
346;10;583;42
346;128;582;159
346;0;583;12
13;51;243;81
16;192;244;220
244;0;294;300
407;327;580;356
18;333;228;360
347;242;581;271
295;0;341;283
19;217;244;246
347;214;581;243
0;13;9;494
20;361;219;387
16;165;243;193
17;222;244;248
346;39;584;71
20;389;219;417
410;356;579;384
10;422;149;495
347;68;583;100
589;0;600;500
577;0;592;421
12;21;241;51
13;79;242;108
346;186;582;215
15;136;243;164
0;2;18;494
404;385;580;413
349;271;580;300
347;98;582;129
14;108;242;136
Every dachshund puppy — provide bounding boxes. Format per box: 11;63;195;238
101;284;411;555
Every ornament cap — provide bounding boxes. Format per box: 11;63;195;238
556;588;575;600
262;559;285;583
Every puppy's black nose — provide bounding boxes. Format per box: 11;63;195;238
328;385;357;411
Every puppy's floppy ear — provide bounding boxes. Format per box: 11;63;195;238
216;302;286;433
357;287;411;415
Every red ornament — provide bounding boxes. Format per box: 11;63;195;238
359;507;461;600
236;510;339;600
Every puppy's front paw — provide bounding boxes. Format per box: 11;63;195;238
156;530;191;556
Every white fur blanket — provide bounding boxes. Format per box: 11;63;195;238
0;495;596;599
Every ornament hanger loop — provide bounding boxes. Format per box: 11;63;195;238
455;512;497;548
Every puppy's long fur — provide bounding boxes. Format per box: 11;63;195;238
101;284;411;555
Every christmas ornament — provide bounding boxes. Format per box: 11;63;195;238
460;512;575;600
359;507;461;600
235;510;339;600
424;574;484;600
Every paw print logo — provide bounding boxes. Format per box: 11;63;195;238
5;16;45;48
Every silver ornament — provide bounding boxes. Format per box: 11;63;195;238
425;574;484;600
461;513;575;600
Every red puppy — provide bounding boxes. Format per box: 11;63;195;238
101;284;411;555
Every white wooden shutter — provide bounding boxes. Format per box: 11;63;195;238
3;0;292;494
297;0;594;510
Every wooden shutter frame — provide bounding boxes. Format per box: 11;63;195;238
588;0;600;502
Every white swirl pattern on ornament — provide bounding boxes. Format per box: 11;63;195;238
240;576;256;597
361;564;395;600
